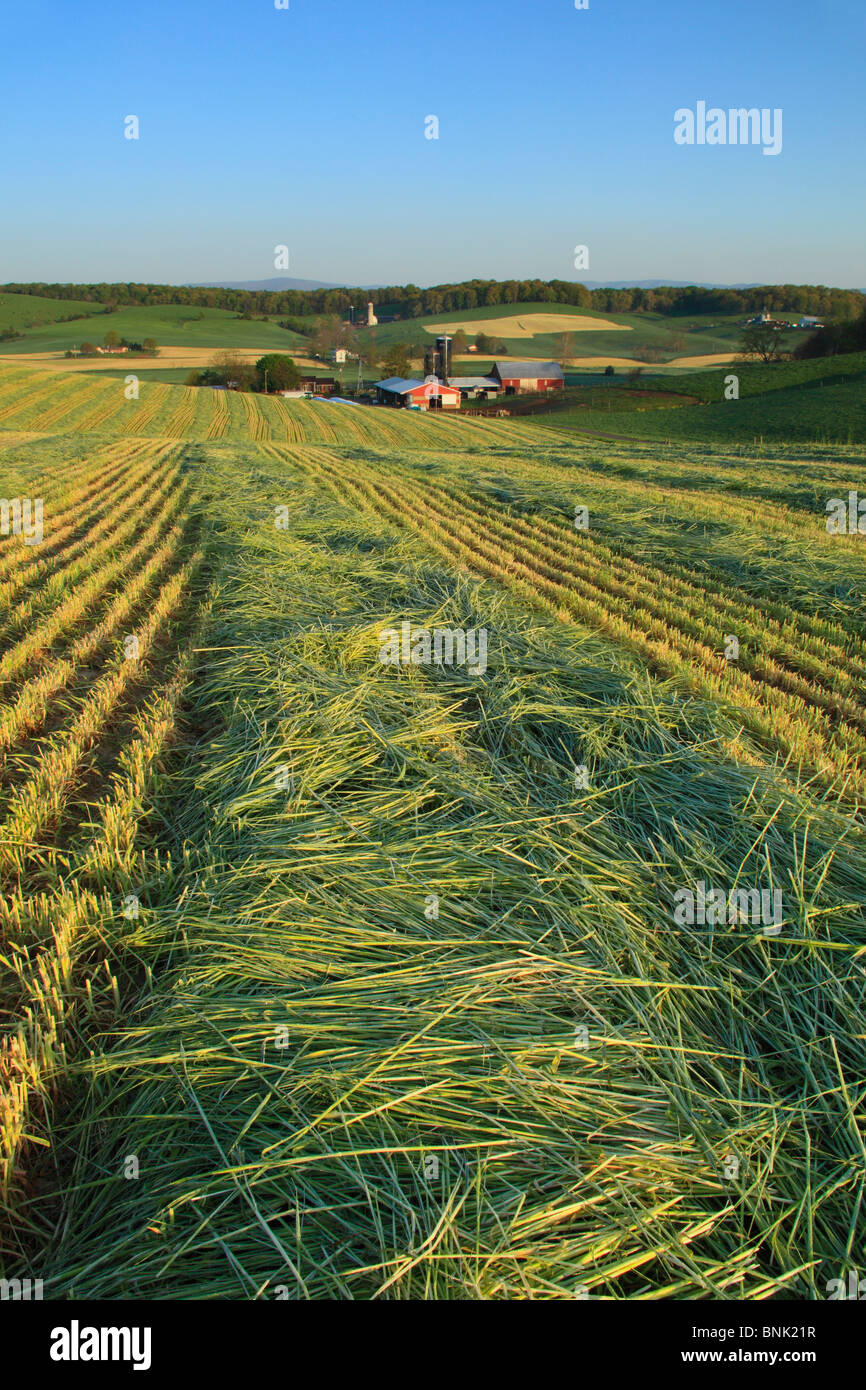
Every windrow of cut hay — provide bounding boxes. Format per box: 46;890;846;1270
298;441;866;802
0;436;209;1227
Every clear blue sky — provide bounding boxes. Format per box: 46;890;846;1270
2;0;864;287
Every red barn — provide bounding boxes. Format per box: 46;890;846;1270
491;360;565;394
374;377;461;410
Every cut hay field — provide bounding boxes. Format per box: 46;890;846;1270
0;372;864;1301
8;347;320;374
0;362;550;448
425;312;632;337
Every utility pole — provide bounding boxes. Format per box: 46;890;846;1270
264;368;269;395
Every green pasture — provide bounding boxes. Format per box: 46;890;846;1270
0;303;308;356
542;377;866;445
0;291;105;334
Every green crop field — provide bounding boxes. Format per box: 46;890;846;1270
547;380;866;446
0;292;106;334
0;358;864;1301
616;351;866;403
0;303;308;356
577;380;866;445
529;352;866;445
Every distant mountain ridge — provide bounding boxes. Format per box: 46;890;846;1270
580;280;764;290
187;277;349;292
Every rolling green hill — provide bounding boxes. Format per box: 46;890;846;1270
624;351;866;403
360;301;764;364
526;351;866;445
0;303;308;355
0;296;811;372
0;291;105;334
544;377;866;445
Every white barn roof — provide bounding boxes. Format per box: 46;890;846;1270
375;377;459;394
375;377;419;392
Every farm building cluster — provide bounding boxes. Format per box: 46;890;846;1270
66;344;130;357
742;312;825;330
374;335;565;410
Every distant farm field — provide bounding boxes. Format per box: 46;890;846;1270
362;300;758;365
1;352;864;1301
425;312;632;337
8;346;320;373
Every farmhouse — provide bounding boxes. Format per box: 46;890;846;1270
375;377;461;409
798;316;824;329
490;361;564;394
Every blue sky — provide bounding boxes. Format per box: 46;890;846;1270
2;0;864;287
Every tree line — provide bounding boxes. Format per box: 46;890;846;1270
2;279;862;322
